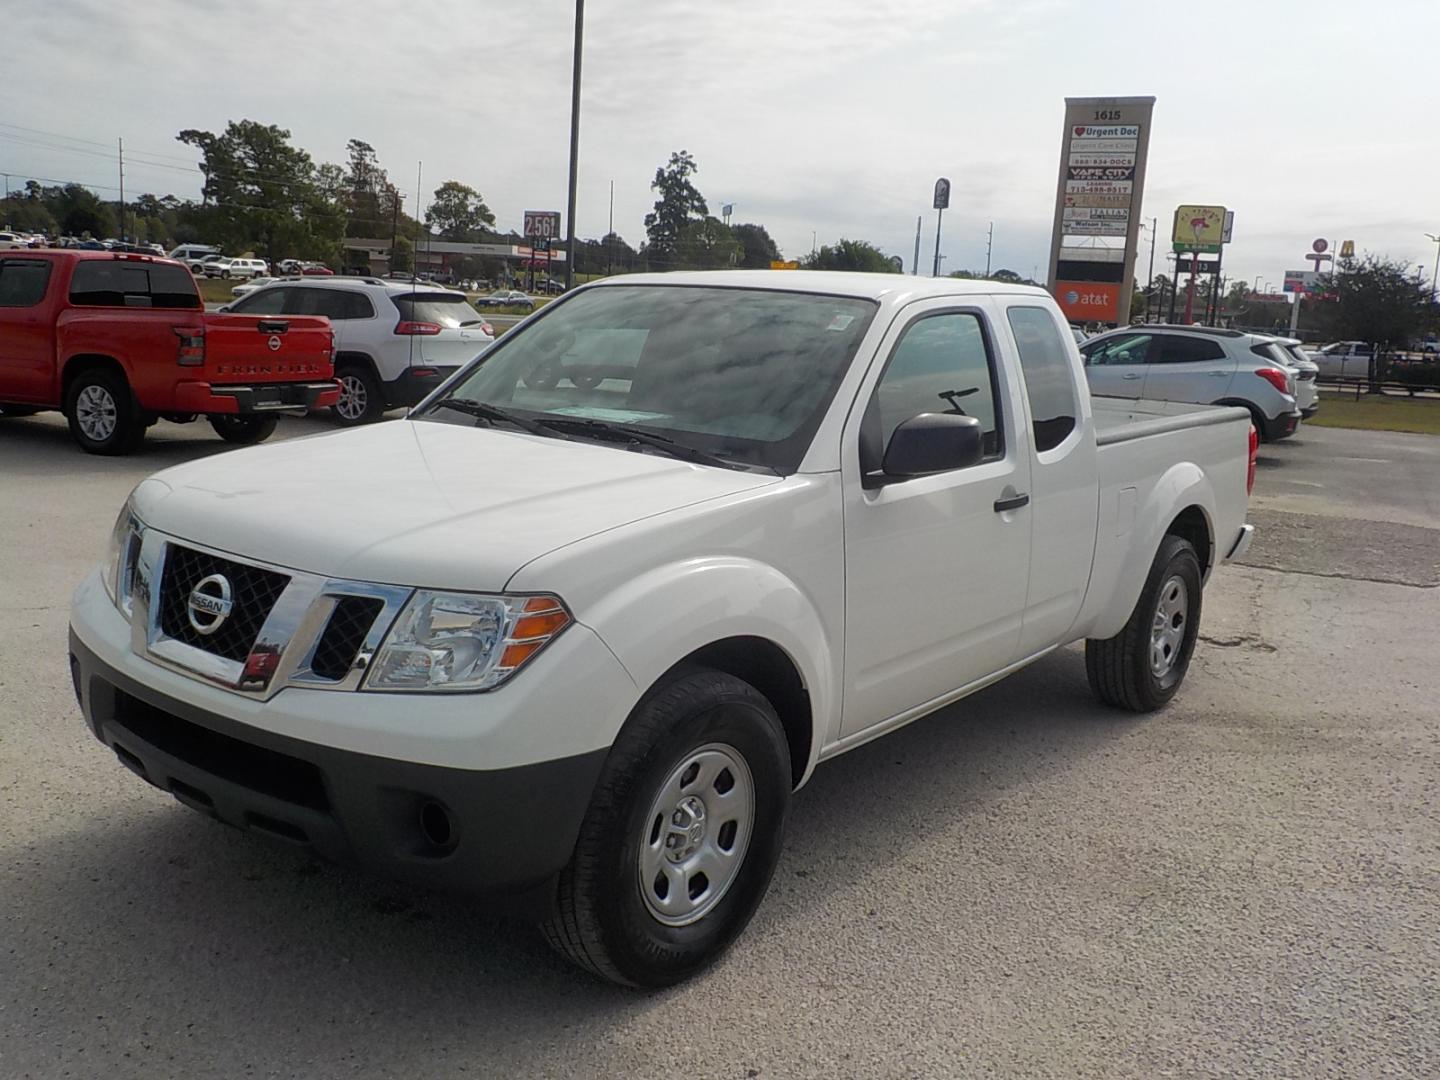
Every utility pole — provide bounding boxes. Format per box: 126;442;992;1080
607;179;614;277
1146;216;1157;320
985;221;993;278
117;137;125;241
1426;233;1440;305
563;0;585;291
912;216;921;275
812;230;817;256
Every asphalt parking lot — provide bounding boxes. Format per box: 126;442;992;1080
2;411;1437;1079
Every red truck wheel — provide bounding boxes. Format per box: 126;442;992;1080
64;369;144;455
209;415;279;445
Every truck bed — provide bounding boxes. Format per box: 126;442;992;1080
1090;396;1251;445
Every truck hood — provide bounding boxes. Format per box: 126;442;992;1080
132;420;781;590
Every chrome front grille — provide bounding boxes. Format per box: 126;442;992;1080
128;531;411;698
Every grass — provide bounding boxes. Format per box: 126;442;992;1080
1307;395;1440;435
196;277;238;304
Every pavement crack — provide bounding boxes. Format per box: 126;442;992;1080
1233;563;1440;589
1199;633;1278;653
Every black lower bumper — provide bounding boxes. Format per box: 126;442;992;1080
1260;409;1302;441
1300;404;1319;419
385;366;460;408
69;631;606;908
210;381;340;413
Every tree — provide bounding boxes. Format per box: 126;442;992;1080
177;119;344;263
1313;255;1437;388
54;184;114;238
389;235;413;273
643;151;707;263
801;239;899;274
731;222;781;268
425;180;495;242
676;217;741;270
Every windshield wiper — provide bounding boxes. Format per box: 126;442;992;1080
429;397;568;440
534;416;747;470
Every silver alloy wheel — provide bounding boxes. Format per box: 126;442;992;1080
1150;574;1189;677
638;742;755;927
335;373;367;420
75;384;118;442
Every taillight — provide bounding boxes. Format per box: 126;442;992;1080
479;321;494;336
1254;367;1290;394
174;327;205;367
394;320;442;336
1247;424;1259;496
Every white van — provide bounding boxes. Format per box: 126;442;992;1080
167;244;219;270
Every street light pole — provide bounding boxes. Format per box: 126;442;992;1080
1253;274;1262;293
1426;233;1440;305
563;0;585;292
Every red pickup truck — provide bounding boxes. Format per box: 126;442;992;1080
0;250;338;454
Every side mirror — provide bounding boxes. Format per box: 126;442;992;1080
216;305;231;313
879;413;984;481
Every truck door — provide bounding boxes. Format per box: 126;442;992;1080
1002;302;1101;656
840;301;1032;737
1080;331;1152;399
0;258;57;403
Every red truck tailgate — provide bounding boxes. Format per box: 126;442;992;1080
199;313;334;386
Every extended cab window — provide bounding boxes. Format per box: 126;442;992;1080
869;311;1002;461
0;259;52;307
69;261;201;309
1083;333;1152;366
1006;305;1078;453
1156;335;1226;363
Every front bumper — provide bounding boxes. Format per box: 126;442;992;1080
70;630;607;901
174;380;341;414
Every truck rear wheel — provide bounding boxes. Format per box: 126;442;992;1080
209;415;279;445
541;668;791;988
1086;534;1202;712
65;369;144;455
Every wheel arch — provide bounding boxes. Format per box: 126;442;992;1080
61;353;130;399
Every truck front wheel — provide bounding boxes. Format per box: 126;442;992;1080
541;668;792;988
65;369;144;455
209;414;279;444
1086;534;1202;712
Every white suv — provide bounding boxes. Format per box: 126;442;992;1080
204;257;268;280
1081;324;1302;442
223;277;495;424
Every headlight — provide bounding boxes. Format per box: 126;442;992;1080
103;501;144;619
365;592;571;692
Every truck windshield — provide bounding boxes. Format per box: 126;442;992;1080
422;285;877;473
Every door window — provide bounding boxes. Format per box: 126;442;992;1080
1155;335;1226;363
1082;333;1152;366
866;311;1002;465
228;287;290;315
0;259;52;307
1006;305;1078;452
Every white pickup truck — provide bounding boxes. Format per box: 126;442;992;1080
69;271;1256;987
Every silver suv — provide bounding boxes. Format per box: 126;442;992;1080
1080;325;1302;442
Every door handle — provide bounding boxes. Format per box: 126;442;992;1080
994;493;1030;513
1121;372;1143;380
1209;370;1229;377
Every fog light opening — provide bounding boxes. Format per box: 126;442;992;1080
419;800;454;849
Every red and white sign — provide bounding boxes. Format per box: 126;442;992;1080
1054;280;1122;323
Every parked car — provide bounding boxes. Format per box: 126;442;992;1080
185;253;226;275
481;289;534;310
1080;324;1301;441
1312;341;1374;380
0;250;338;453
230;275;278;299
204;257;269;280
222;277;493;425
68;270;1256;987
168;243;220;268
1262;337;1320;419
1;231;29;250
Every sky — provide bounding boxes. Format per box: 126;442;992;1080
4;0;1439;292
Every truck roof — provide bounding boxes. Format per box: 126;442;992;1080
589;269;1051;302
13;248;189;270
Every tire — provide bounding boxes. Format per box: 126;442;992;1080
208;414;278;444
221;270;232;280
541;668;792;988
0;405;43;418
1086;534;1203;712
64;368;144;455
568;370;602;390
331;363;385;425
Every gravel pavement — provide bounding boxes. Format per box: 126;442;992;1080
2;413;1437;1079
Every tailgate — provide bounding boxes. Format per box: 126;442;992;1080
200;313;335;385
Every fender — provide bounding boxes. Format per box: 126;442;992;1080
579;556;837;785
1086;461;1216;640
